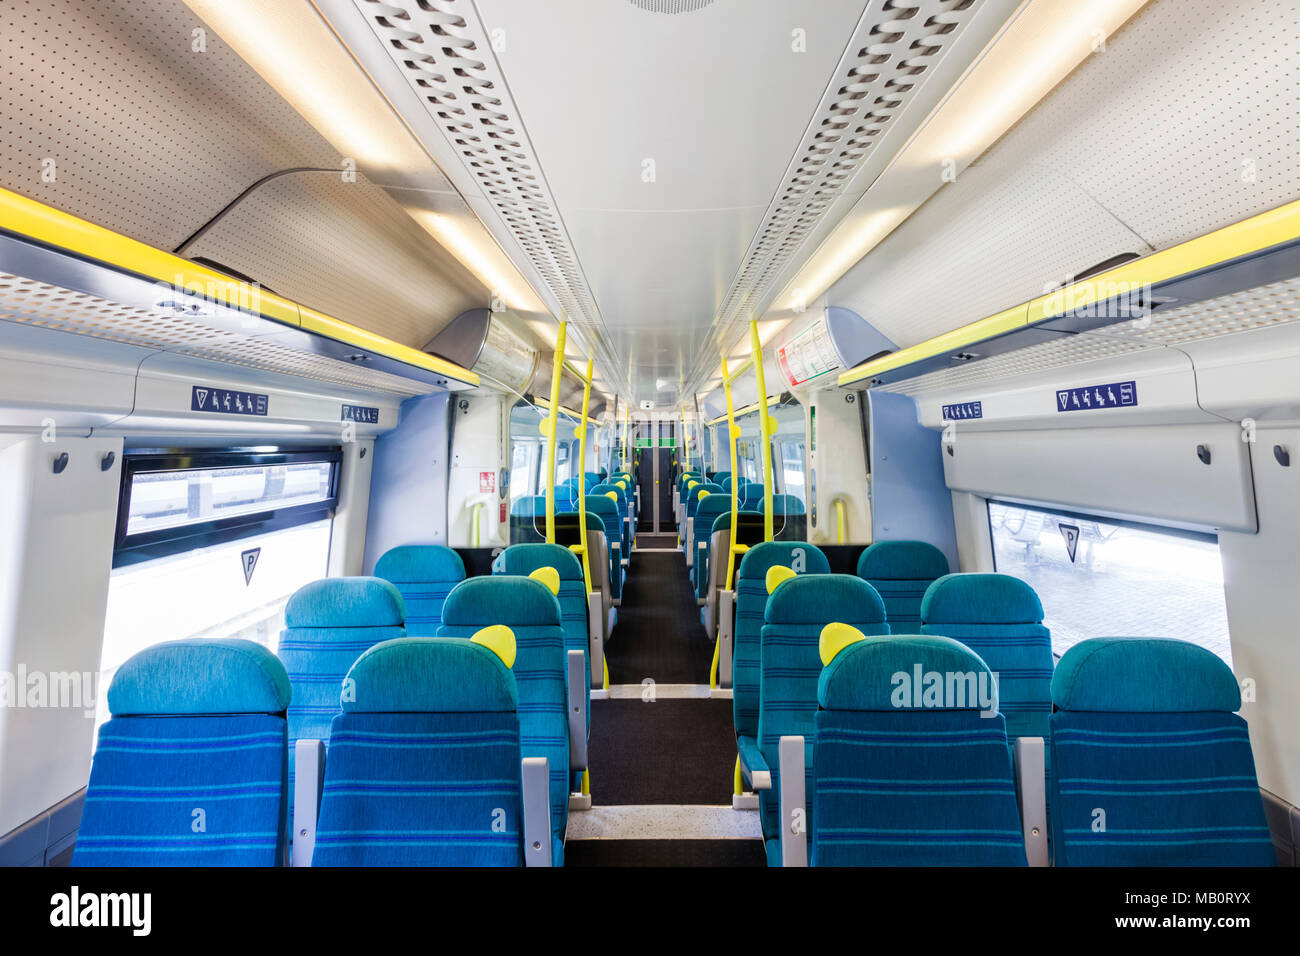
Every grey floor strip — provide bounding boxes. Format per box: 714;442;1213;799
567;804;761;841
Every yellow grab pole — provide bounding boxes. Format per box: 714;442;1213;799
576;357;594;593
543;321;567;543
620;404;628;472
750;319;775;542
721;353;742;591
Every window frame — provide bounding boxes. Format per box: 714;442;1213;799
113;447;342;568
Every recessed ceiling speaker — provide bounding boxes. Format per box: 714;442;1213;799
629;0;715;14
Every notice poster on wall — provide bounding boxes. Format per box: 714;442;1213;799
479;471;495;493
777;316;842;388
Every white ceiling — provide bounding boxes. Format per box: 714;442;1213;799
475;0;869;404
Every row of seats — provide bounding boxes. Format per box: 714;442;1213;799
76;544;594;867
727;539;1273;866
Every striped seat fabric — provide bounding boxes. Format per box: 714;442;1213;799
74;639;291;866
920;574;1053;750
373;545;466;637
438;576;570;864
856;540;950;627
732;542;831;783
585;494;624;599
1049;637;1275;866
758;574;888;862
692;493;732;600
312;638;524;866
493;543;591;748
812;635;1026;866
278;577;406;831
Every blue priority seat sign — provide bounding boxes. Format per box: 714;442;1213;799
1055;380;1137;412
191;386;269;416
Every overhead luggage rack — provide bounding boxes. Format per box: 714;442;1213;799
0;187;479;396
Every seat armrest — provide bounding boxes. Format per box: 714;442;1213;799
738;737;771;791
567;649;588;770
292;738;325;867
1014;736;1048;867
685;517;694;566
779;735;808;867
717;589;735;688
522;757;553;867
587;591;605;689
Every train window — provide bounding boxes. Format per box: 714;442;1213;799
779;440;807;503
989;501;1232;666
113;449;340;567
510;439;538;500
556;441;572;485
95;519;332;737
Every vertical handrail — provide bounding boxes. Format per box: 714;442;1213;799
576;357;594;594
750;319;775;543
543;321;567;543
833;497;847;544
470;501;484;547
620;404;629;472
721;353;742;592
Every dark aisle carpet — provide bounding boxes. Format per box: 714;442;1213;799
566;839;765;867
589;698;737;805
607;551;714;685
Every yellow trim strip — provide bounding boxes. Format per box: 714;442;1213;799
0;186;480;386
837;198;1300;387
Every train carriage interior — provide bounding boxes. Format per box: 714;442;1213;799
1;0;1298;919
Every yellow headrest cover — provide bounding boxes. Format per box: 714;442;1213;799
471;625;517;668
604;491;619;502
688;480;699;490
698;489;710;500
765;565;796;595
819;622;867;667
528;566;561;596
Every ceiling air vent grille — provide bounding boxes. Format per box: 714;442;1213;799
700;0;982;372
352;1;610;354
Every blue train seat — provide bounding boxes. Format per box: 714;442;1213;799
856;540;950;628
373;545;466;637
74;639;291;866
1049;638;1274;866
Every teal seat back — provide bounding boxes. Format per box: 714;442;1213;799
74;639;291;867
312;638;523;866
813;635;1026;866
856;540;950;628
920;574;1053;746
758;574;888;843
1049;638;1274;867
438;577;569;864
692;493;733;597
373;545;466;637
733;542;830;744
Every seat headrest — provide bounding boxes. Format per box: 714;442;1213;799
738;541;831;582
441;576;561;627
921;573;1042;625
585;494;618;512
697;494;731;514
765;494;805;515
108;639;291;716
284;577;406;628
495;543;583;580
857;540;950;581
765;574;885;626
343;637;517;713
818;634;996;711
1052;637;1241;713
373;545;466;585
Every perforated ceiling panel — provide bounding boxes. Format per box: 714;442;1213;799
351;0;608;345
1;0;486;353
186;174;487;348
711;0;987;343
0;275;437;397
882;276;1300;397
0;0;338;250
830;0;1300;350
